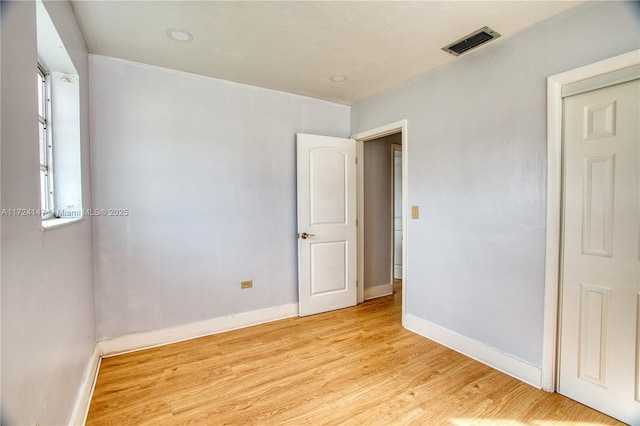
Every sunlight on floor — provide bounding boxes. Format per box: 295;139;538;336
451;420;611;426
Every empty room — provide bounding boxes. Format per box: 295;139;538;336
1;0;639;424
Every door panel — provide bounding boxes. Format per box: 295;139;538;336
582;154;615;256
559;79;640;425
310;149;347;224
310;241;347;294
297;133;357;316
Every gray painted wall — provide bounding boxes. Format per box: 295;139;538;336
351;1;640;367
1;1;96;424
90;55;350;340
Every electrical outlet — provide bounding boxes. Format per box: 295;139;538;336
241;280;253;289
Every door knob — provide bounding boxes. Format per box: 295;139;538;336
299;232;316;239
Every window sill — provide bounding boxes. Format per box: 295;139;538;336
41;216;84;231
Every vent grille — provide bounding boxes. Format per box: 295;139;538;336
442;26;501;56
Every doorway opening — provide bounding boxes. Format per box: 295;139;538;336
352;120;408;323
393;144;403;283
359;133;401;301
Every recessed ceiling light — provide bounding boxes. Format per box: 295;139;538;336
166;29;193;43
329;74;348;83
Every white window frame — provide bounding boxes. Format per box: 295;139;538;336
38;63;55;219
37;0;83;231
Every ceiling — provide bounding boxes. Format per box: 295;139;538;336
71;1;584;105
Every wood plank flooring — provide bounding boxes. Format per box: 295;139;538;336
87;283;623;425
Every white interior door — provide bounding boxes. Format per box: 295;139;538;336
559;78;640;424
297;133;357;316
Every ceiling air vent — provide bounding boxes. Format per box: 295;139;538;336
442;26;501;56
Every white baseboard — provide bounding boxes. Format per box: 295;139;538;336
99;303;299;357
69;345;101;426
404;314;542;388
364;282;394;300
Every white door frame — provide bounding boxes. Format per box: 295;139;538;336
352;120;408;323
543;49;640;392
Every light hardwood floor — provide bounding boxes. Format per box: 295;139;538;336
87;283;623;425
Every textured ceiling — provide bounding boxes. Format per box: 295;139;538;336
71;1;583;105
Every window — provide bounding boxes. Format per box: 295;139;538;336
37;0;83;229
37;63;55;219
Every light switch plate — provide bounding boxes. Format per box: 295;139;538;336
411;205;419;219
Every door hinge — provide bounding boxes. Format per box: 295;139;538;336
355;157;358;165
